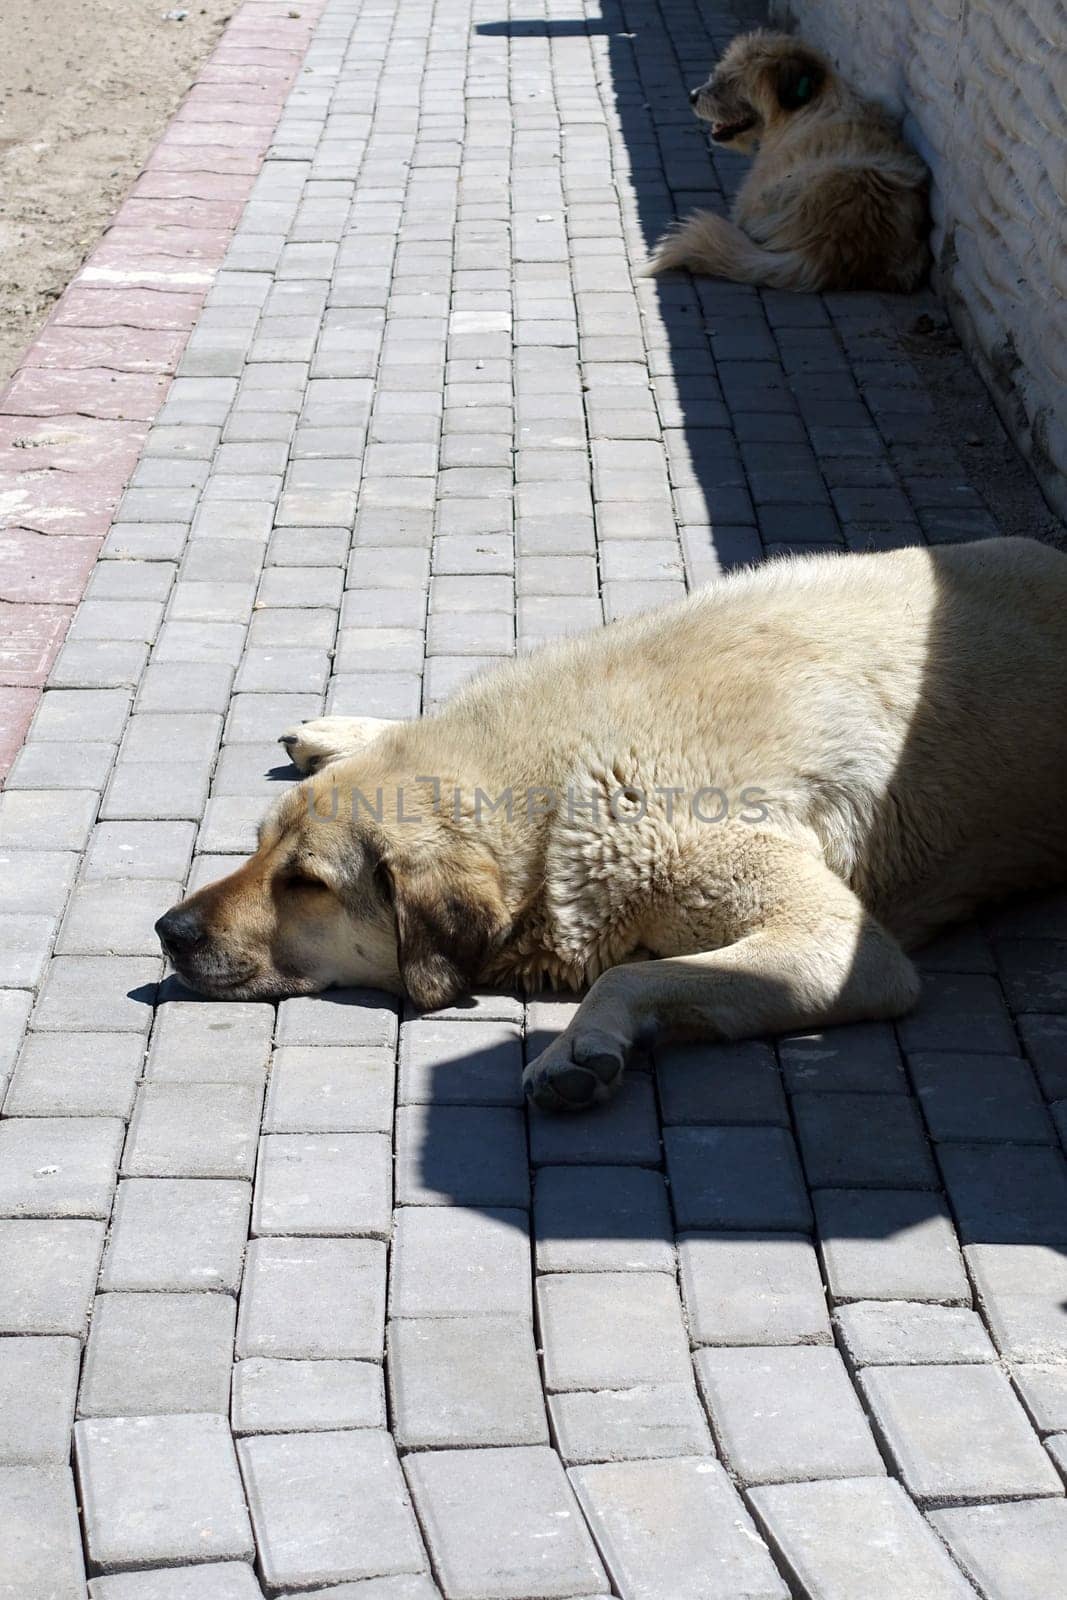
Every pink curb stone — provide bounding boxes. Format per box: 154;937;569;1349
0;369;171;423
0;603;74;688
0;531;103;606
50;289;205;332
0;686;38;773
22;327;188;375
0;416;147;476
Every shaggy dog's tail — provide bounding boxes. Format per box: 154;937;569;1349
649;211;822;292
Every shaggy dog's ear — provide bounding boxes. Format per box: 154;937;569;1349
773;50;825;111
383;851;509;1011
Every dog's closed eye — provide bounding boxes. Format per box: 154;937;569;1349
278;870;330;895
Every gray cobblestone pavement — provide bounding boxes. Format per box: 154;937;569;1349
2;0;1067;1594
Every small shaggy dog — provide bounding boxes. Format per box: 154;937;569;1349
651;30;931;292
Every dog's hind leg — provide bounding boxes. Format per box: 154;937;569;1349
523;845;919;1111
648;211;822;291
280;715;400;774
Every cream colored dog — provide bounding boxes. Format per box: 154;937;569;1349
651;30;930;292
157;539;1067;1111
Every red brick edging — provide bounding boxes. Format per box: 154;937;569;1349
0;0;325;779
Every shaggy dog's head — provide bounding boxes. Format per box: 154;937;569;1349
155;760;510;1009
689;30;829;150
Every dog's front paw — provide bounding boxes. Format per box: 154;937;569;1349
279;718;348;774
523;1025;628;1112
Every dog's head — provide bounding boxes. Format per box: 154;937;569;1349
689;31;828;150
155;760;511;1010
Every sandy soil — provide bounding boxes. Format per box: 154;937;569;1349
0;0;233;388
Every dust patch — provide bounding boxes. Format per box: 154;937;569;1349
0;0;234;388
890;303;1065;551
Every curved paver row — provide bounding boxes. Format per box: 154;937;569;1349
1;0;1066;1596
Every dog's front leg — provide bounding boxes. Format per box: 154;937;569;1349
523;851;919;1111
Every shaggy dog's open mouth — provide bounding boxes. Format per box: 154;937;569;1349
711;114;758;142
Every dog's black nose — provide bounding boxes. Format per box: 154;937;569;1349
156;905;205;957
689;87;701;105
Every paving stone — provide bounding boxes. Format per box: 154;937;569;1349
146;1000;274;1083
815;1189;970;1304
76;1413;254;1572
197;796;264;853
860;1364;1062;1504
398;1019;523;1105
938;1142;1067;1244
237;1237;386;1360
834;1300;996;1367
30;688;131;743
549;1382;712;1467
792;1092;937;1188
528;1073;661;1166
0;1464;87;1600
0;848;78;918
100;1178;250;1294
0;1116;124;1219
263;1046;394;1134
1013;1363;1067;1434
395;1103;529;1208
0;788;99;851
655;1039;788;1123
83;820;196;882
929;1500;1067;1600
533;1164;674;1273
87;1566;264;1600
79;1292;234;1417
231;1358;386;1436
666;1125;811;1231
1018;1014;1067;1100
50;639;150;691
749;1478;976;1600
6;739;117;791
537;1271;691;1392
239;1430;426;1593
965;1242;1067;1359
0;1336;80;1464
32;955;159;1032
897;973;1017;1053
389;1206;531;1319
276;989;398;1048
679;1232;831;1347
909;1051;1055;1143
388;1316;548;1449
405;1446;607;1600
695;1345;884;1486
571;1456;788;1600
123;1081;263;1178
56;878;182;957
0;1217;105;1337
272;1581;439;1600
0;911;58;988
253;1132;392;1238
137;661;234;715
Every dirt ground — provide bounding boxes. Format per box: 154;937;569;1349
0;0;233;388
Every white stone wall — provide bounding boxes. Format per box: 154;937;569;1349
769;0;1066;515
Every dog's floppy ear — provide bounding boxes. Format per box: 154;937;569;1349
774;50;824;111
383;850;509;1011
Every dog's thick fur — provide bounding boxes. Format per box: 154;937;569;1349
651;30;930;292
158;540;1067;1111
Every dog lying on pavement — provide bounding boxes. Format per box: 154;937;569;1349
157;539;1067;1112
651;30;931;292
